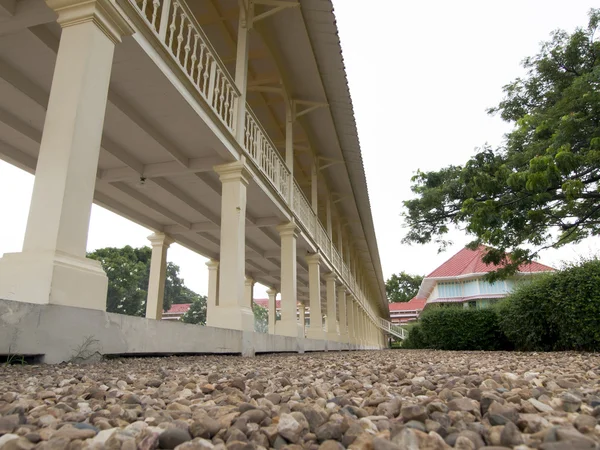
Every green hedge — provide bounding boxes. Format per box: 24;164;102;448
498;259;600;351
402;307;510;350
402;258;600;352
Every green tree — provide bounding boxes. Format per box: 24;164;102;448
181;296;208;325
88;246;203;316
403;9;600;278
385;272;424;302
253;301;269;333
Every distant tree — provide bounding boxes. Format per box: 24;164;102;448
88;246;203;316
403;10;600;278
385;272;424;303
253;301;269;333
181;296;208;325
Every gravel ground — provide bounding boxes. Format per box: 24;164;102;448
0;350;599;450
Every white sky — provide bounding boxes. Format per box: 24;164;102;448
1;0;599;299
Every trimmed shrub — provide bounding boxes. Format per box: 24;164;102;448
418;307;510;350
401;323;428;349
498;258;600;351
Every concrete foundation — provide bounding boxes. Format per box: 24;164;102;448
0;299;359;363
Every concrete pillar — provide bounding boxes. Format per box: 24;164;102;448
233;0;251;144
267;288;277;335
145;233;173;319
213;160;253;331
245;276;255;309
0;0;132;309
205;260;219;326
298;301;306;338
325;273;338;342
305;253;325;340
347;296;355;346
338;287;348;343
276;222;299;337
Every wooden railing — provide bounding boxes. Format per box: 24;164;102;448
131;0;239;131
245;109;290;201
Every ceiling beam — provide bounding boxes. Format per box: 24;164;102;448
151;177;220;224
28;25;191;168
111;181;191;229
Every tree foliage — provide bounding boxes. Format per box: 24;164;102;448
181;297;208;325
403;9;600;277
252;301;269;333
88;246;203;316
385;272;424;302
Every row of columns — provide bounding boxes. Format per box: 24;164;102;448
142;227;384;348
0;0;386;349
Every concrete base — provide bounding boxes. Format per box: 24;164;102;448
206;305;254;331
275;318;300;337
0;251;108;310
306;328;326;341
0;299;362;363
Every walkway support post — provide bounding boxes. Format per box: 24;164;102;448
325;273;338;342
338;286;348;344
276;222;299;337
145;233;173;319
305;253;325;341
0;0;133;309
212;160;254;331
267;288;277;334
205;260;219;326
347;295;356;346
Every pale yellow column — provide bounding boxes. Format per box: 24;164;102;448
325;273;338;342
205;260;219;326
0;0;132;309
276;222;299;337
338;287;348;343
213;160;253;331
245;276;255;309
347;296;356;345
267;288;277;335
298;301;306;338
145;233;173;319
233;0;251;144
306;253;325;340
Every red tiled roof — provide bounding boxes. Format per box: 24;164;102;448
388;298;426;311
253;298;281;309
427;246;554;278
165;303;192;314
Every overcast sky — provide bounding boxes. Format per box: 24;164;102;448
1;0;598;299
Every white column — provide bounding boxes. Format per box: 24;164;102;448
145;233;173;319
267;288;277;335
0;0;132;309
276;222;299;337
347;296;355;345
234;0;251;143
205;260;219;326
311;161;318;213
298;301;306;337
245;276;255;309
305;253;325;340
338;287;348;343
212;160;253;331
325;273;338;342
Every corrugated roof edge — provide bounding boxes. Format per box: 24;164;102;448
299;0;388;318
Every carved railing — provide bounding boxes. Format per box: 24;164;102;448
245;109;290;201
292;182;314;235
131;0;238;131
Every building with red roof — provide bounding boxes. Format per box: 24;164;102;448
163;303;192;321
418;246;554;309
388;297;426;324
